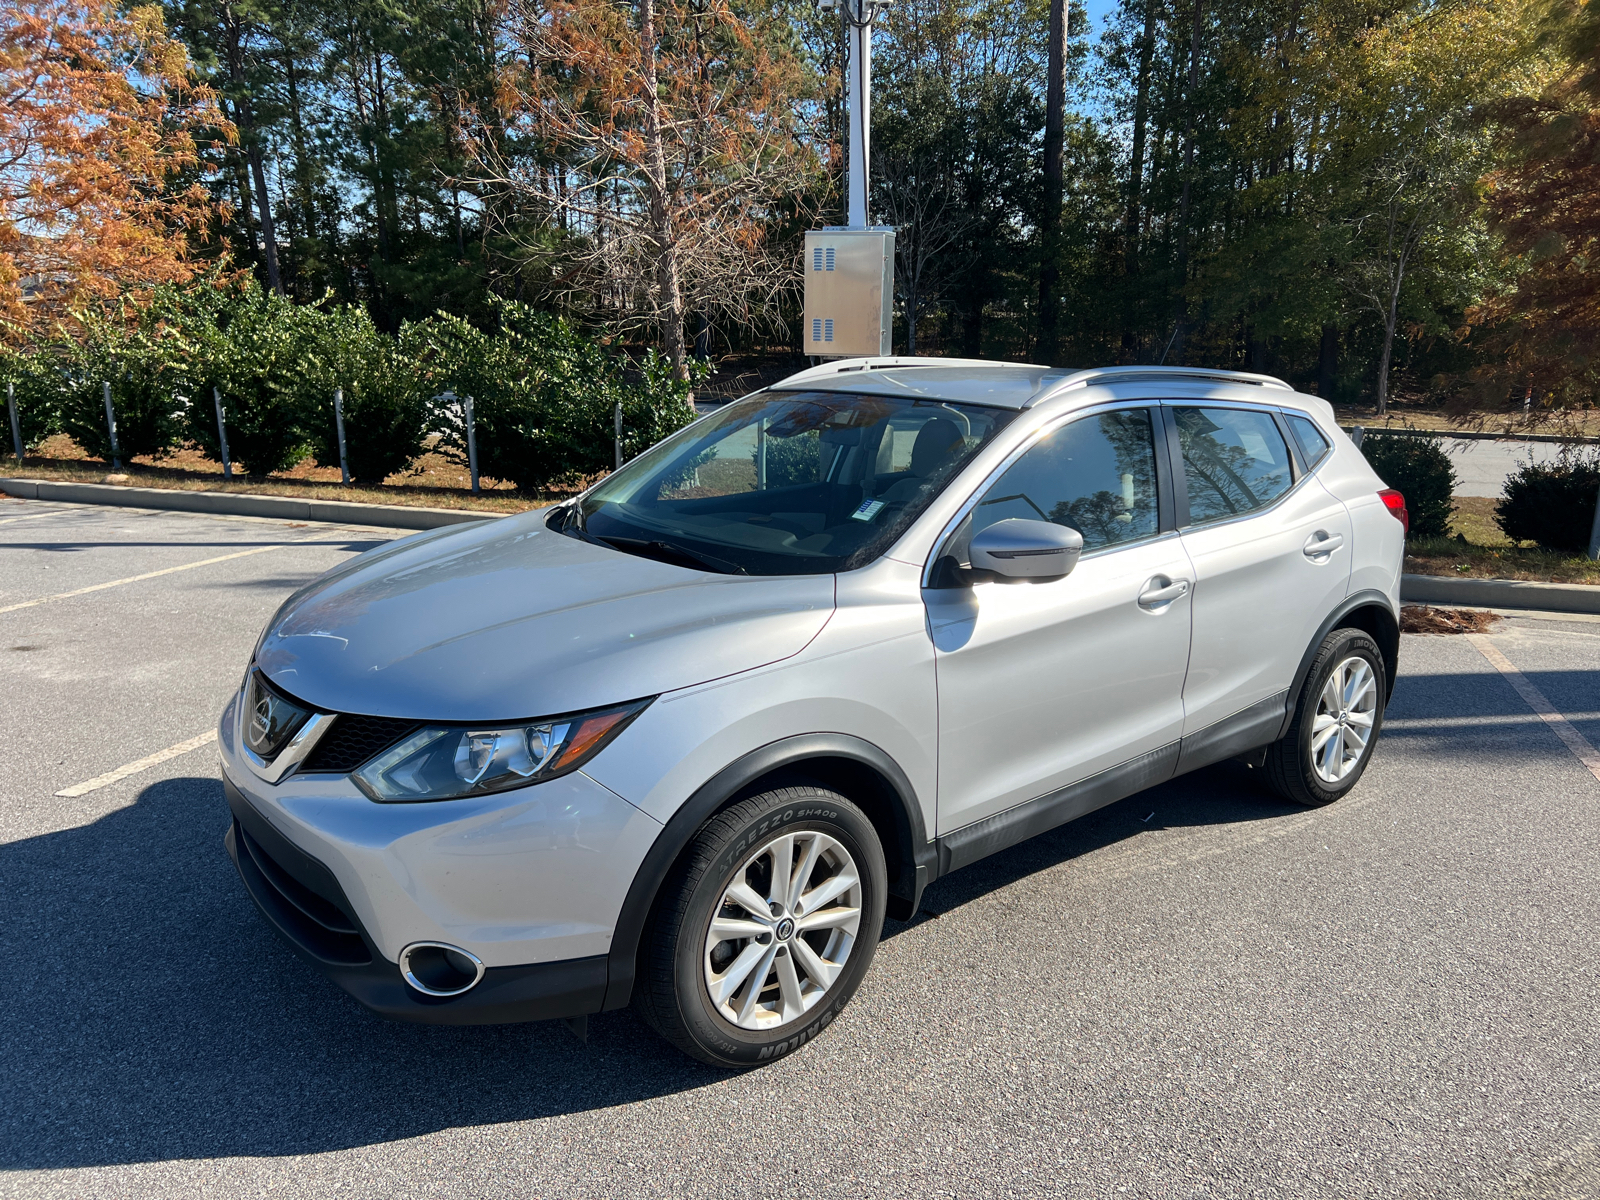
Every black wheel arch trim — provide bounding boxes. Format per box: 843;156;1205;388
601;732;932;1011
1278;589;1399;739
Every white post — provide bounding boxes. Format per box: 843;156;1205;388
334;387;350;485
846;0;872;229
103;381;121;471
463;394;480;495
8;381;21;463
1588;482;1600;562
212;387;232;479
614;402;623;471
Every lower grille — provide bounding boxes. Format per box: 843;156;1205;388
301;714;420;774
231;820;372;966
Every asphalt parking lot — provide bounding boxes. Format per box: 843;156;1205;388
2;497;1598;1200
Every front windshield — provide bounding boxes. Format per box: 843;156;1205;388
563;390;1017;576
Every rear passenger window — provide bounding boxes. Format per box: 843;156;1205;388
1286;414;1332;469
965;408;1161;554
1173;406;1293;526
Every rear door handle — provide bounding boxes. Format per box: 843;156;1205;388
1303;531;1344;560
1138;577;1190;609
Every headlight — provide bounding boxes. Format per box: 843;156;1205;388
351;699;650;802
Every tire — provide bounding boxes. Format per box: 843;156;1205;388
1264;628;1387;806
634;786;887;1068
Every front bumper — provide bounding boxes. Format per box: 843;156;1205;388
223;776;608;1023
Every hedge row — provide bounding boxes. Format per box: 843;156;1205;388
0;279;705;492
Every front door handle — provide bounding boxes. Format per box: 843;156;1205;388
1138;576;1190;609
1303;531;1345;560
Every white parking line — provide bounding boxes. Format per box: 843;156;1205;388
0;507;71;526
55;729;218;798
1468;633;1600;784
0;543;288;615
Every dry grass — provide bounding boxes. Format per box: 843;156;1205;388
5;435;563;514
1400;605;1502;635
1403;496;1600;584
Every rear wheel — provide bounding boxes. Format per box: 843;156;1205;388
634;786;887;1067
1264;628;1386;806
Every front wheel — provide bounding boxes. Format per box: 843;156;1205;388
1264;628;1386;806
634;786;887;1067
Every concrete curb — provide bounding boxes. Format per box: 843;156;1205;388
0;478;510;530
1402;572;1600;614
1341;426;1598;446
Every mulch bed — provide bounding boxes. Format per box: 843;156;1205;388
1400;606;1503;635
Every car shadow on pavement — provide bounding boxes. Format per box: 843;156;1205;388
2;657;1565;1171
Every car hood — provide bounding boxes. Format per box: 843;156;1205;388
256;512;836;722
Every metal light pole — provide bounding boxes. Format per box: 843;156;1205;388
1588;484;1600;562
333;388;350;485
845;0;873;229
8;381;21;464
614;402;623;472
212;387;232;480
462;394;480;495
103;381;121;471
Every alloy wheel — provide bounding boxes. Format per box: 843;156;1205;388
1310;654;1378;784
702;830;862;1031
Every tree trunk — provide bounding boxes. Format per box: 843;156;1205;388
1169;0;1204;366
1037;0;1068;364
1377;290;1400;415
639;0;688;380
221;3;282;294
1318;322;1337;398
1121;0;1156;358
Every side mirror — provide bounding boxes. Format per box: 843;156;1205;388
969;518;1083;581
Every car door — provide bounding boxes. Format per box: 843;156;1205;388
924;403;1195;837
1169;403;1354;747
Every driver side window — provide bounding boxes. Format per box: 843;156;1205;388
962;408;1162;558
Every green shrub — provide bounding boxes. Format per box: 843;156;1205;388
185;282;318;477
54;309;190;462
299;307;430;484
1495;454;1600;552
419;299;704;493
1359;434;1457;539
0;346;62;452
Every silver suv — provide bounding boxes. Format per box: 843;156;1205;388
220;360;1406;1066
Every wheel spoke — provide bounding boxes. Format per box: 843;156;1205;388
796;870;858;917
766;835;795;907
710;916;771;944
774;950;806;1022
1345;709;1375;729
725;881;774;923
1320;673;1343;716
791;935;840;990
735;944;778;1024
787;833;824;911
1344;663;1372;708
1311;721;1338;752
796;904;860;934
711;939;771;1006
1319;725;1343;777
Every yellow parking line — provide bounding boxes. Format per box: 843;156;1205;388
1467;633;1600;784
0;543;288;615
55;729;218;798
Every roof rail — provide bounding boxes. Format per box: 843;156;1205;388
1037;365;1293;402
774;356;1045;388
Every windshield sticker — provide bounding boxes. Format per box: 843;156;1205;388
851;500;886;522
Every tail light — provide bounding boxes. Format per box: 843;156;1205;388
1378;489;1408;535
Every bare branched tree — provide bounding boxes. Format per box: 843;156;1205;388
872;147;971;353
461;0;821;377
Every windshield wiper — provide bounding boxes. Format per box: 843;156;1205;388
597;536;748;575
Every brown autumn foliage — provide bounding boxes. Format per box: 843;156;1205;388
473;0;819;374
1467;0;1600;408
0;0;231;338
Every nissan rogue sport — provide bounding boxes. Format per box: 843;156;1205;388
220;360;1406;1067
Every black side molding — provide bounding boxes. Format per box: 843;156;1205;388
936;741;1180;875
1176;691;1289;776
